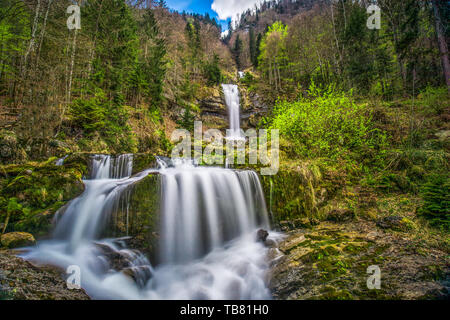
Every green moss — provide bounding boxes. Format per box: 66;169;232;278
0;158;85;237
132;154;156;175
317;286;353;300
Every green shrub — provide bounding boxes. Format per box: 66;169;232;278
203;54;222;86
418;175;450;231
417;86;449;115
265;84;387;165
69;90;137;153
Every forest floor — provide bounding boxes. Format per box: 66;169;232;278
268;195;450;300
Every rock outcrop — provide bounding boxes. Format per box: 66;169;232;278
0;249;90;300
1;232;36;249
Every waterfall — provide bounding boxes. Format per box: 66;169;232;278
55;155;68;166
222;84;242;139
90;154;133;179
22;155;277;300
159;164;269;264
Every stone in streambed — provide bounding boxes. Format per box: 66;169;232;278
257;229;269;242
1;232;36;248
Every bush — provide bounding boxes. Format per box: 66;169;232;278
265;84;387;164
417;86;449;115
418;175;450;231
203;54;222;86
68;90;137;153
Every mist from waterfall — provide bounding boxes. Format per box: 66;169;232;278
22;155;278;299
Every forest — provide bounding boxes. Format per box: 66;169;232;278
0;0;449;301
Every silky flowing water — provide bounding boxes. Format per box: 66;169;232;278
222;84;242;140
22;155;278;299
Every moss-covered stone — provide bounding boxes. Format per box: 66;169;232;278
0;130;27;164
1;232;35;248
0;158;85;237
261;162;330;223
102;173;160;263
132;153;157;175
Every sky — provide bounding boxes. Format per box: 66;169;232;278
165;0;264;32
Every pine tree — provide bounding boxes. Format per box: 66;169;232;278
249;28;257;67
233;35;243;70
140;8;167;110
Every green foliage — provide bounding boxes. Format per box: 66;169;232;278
0;161;85;235
83;0;139;99
240;72;255;86
203;54;222;86
419;175;450;231
132;8;167;110
266;84;388;164
258;21;289;90
233;34;243;70
177;104;196;132
0;2;29;86
417;86;449;115
69;90;137;153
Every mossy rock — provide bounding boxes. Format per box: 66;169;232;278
1;232;35;248
261;162;326;223
0;159;85;237
376;215;416;231
132;153;157;175
101;173;161;263
317;286;353;300
326;208;355;222
0;130;27;164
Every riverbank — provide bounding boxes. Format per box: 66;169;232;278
268;217;449;300
0;249;89;300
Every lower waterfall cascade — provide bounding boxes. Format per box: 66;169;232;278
22;155;281;299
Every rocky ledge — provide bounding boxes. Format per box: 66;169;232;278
268;220;449;300
0;249;90;300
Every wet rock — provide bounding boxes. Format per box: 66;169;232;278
264;238;277;248
121;266;153;288
279;217;319;231
94;242;153;287
1;232;36;249
279;220;294;232
257;229;269;242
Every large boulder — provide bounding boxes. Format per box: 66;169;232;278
1;232;36;248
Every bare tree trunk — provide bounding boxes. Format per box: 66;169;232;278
24;0;42;67
67;29;78;104
329;1;343;77
35;0;53;68
432;0;450;94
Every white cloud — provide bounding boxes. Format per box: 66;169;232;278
220;29;230;39
211;0;265;27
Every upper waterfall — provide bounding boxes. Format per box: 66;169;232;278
222;84;242;139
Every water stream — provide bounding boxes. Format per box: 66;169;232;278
22;155;278;300
222;84;242;139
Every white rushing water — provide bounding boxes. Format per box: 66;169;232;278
222;84;242;139
22;155;278;299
